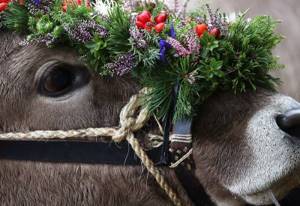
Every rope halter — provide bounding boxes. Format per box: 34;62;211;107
0;89;184;206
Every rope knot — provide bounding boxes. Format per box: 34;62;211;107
112;91;149;143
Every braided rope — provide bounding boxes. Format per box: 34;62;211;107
0;90;183;206
127;133;183;206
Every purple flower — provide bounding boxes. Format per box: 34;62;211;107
129;27;147;49
38;34;56;47
169;23;176;39
159;23;176;62
65;20;108;43
34;0;41;6
159;39;171;62
205;4;228;36
166;37;191;56
186;33;201;54
26;0;54;15
105;53;135;76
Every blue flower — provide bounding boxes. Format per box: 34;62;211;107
159;39;172;62
170;23;176;38
159;23;176;62
34;0;41;6
159;39;167;62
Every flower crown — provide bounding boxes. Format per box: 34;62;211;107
0;0;283;121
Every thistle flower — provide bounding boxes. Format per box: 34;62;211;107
65;20;108;43
105;53;135;76
166;37;191;57
25;0;54;15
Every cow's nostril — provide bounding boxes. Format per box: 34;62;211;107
276;109;300;138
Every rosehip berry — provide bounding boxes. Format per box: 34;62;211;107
195;24;208;37
137;11;151;24
154;22;165;33
0;2;8;12
154;12;168;24
209;27;221;38
136;21;145;29
145;22;154;32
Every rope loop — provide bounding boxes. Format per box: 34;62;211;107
112;90;149;142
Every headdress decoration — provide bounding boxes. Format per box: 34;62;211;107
0;0;283;167
0;0;283;121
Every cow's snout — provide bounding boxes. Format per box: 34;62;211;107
276;108;300;138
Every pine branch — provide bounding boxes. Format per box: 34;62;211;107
106;4;131;54
3;2;29;33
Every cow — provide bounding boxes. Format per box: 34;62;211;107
0;30;300;206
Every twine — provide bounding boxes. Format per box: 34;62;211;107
0;90;183;206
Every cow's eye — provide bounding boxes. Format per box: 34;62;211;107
43;67;73;95
39;62;90;97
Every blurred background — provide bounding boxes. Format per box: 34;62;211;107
166;0;300;100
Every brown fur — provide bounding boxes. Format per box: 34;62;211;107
0;32;277;205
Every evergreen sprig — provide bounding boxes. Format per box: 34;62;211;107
106;5;131;54
220;15;283;93
3;3;28;33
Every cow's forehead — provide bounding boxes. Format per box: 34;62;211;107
0;33;83;104
0;33;22;63
0;40;81;77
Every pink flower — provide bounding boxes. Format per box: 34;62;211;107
166;37;191;56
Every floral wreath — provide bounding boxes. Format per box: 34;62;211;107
0;0;283;122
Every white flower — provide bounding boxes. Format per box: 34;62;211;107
228;12;237;23
93;0;115;16
227;12;252;23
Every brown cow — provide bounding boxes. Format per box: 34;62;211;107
1;31;300;206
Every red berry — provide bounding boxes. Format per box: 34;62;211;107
195;24;208;37
18;0;24;5
137;10;151;24
154;12;168;24
154;22;165;33
0;2;8;12
0;0;11;3
62;4;68;12
145;22;154;32
136;21;145;29
85;0;91;7
209;28;221;38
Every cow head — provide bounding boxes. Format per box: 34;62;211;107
1;32;300;206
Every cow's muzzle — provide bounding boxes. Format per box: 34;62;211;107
276;108;300;138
